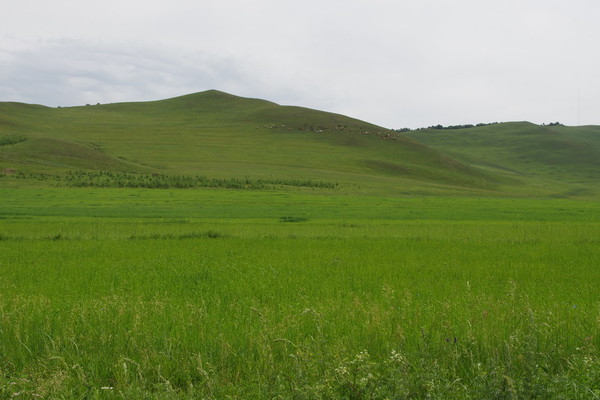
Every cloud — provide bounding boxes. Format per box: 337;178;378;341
0;40;265;106
1;1;599;128
0;38;347;124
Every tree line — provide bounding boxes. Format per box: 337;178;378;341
394;121;564;132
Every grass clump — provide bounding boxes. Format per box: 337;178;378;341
0;134;28;146
129;230;228;240
279;216;309;222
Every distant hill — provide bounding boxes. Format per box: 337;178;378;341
406;122;600;198
1;90;598;197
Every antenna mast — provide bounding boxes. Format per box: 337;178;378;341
578;88;580;126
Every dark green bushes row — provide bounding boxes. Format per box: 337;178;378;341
426;122;500;130
0;134;28;146
394;122;500;132
58;170;337;190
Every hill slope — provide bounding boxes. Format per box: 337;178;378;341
1;91;598;197
406;122;600;197
0;90;498;195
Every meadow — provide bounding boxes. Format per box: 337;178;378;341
2;91;600;398
1;187;600;399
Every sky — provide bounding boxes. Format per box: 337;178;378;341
1;0;598;129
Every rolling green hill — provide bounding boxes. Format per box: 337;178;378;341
406;122;600;198
0;90;497;195
1;90;598;197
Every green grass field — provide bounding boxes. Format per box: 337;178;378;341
1;187;600;399
2;91;600;398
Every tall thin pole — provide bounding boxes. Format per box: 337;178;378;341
578;88;580;126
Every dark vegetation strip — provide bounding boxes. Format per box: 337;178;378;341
393;122;500;132
280;216;309;222
129;231;228;240
0;231;229;241
0;134;28;146
6;170;338;190
394;121;562;132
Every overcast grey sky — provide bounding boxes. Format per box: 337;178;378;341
1;0;598;128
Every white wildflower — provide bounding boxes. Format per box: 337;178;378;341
389;350;405;363
360;373;375;385
354;350;370;363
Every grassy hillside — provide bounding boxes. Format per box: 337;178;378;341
406;122;600;198
0;91;499;195
1;91;598;197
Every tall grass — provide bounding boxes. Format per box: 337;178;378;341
1;214;599;398
0;134;28;147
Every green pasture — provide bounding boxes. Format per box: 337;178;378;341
1;187;599;225
3;89;600;398
1;187;600;398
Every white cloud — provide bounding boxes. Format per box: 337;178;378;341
1;0;599;127
0;40;253;105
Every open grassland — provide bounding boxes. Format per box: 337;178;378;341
1;187;600;398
